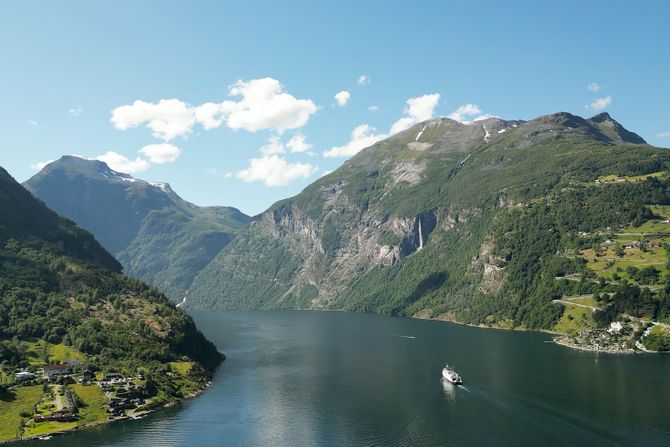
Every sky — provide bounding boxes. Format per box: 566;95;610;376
1;0;669;215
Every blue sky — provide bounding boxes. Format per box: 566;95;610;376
1;0;669;215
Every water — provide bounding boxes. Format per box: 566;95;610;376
21;311;670;446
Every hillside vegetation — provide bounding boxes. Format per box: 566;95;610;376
186;112;670;348
25;156;249;301
0;166;222;441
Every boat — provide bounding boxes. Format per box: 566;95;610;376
442;364;462;385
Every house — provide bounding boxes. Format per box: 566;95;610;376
104;372;124;382
82;370;94;381
14;371;36;382
43;364;69;381
661;218;670;224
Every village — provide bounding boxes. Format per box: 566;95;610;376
1;354;200;441
10;361;155;430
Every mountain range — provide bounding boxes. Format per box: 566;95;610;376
24;112;670;333
25;156;249;301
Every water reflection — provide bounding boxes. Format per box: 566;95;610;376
441;378;456;402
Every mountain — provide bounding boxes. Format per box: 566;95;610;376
25;156;249;301
186;112;670;335
0;166;222;425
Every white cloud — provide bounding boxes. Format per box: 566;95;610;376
447;104;482;123
28;120;38;127
588;95;612;111
587;83;601;93
390;93;440;134
260;134;313;155
657;131;670;138
357;75;370;85
334;90;351;106
110;77;317;140
320;170;333;177
221;78;318;132
30;160;54;170
138;143;181;164
286;134;312;153
236;154;318;186
111;99;196;141
323;124;386;158
95;151;150;174
68;105;83;117
368;105;379;112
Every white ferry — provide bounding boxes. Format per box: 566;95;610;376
442;364;463;385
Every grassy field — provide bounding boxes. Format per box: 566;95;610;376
169;361;193;375
581;244;667;283
70;384;108;425
597;171;667;183
563;294;599;307
24;339;87;366
553;303;596;334
0;385;43;441
23;384;108;438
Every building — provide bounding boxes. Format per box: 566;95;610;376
14;371;36;382
43;364;69;381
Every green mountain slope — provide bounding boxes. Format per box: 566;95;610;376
186;112;670;335
1;165;222;368
25;156;249;301
0;166;222;421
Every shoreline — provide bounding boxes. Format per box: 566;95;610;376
4;380;213;445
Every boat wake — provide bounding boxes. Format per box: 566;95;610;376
392;335;416;339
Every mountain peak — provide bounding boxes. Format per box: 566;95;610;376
587;112;646;144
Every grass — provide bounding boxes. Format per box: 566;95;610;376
0;385;43;441
168;361;193;376
564;294;599;307
597;171;667;183
553;302;596;335
23;384;108;439
70;384;108;425
581;245;668;283
23;421;78;437
23;339;87;366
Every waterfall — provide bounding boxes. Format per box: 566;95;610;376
418;219;424;251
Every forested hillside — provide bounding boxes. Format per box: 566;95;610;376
185;112;670;348
25;156;249;301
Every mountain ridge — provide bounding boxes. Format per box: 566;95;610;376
25;156;250;301
184;111;670;336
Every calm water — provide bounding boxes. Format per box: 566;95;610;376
22;311;670;446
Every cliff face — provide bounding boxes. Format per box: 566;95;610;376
186;113;669;329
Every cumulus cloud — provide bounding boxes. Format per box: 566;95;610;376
334;90;351;106
323;124;386;158
587;82;601;93
657;131;670;138
260;134;313;155
30;160;54;170
138;143;181;164
28;120;38;127
368;105;379;112
68;105;83;117
447;104;482;123
111;99;196;141
235;154;318;186
95;151;150;174
588;95;612;111
357;75;370;85
111;77;317;140
389;93;440;134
